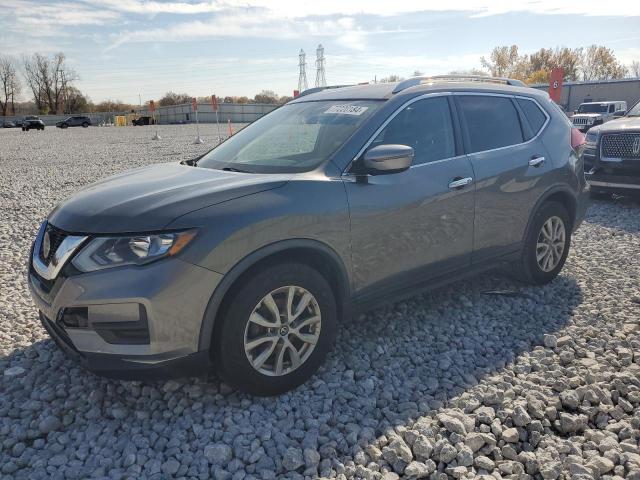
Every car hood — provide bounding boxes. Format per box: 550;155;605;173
48;163;290;233
590;116;640;134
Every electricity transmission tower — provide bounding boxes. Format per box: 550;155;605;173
315;44;326;87
298;49;308;93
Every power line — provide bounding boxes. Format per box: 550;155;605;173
298;49;308;93
315;44;326;88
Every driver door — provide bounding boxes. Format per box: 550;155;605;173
343;95;476;300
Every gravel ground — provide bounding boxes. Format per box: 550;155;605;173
1;125;639;480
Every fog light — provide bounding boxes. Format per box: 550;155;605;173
60;307;89;328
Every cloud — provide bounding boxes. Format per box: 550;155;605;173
81;0;640;18
82;0;224;15
103;11;396;51
1;0;120;27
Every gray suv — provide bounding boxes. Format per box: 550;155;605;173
56;115;91;128
28;76;589;395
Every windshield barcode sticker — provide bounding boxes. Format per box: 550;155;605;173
325;104;368;115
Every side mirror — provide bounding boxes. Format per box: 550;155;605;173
362;144;413;175
613;111;625;118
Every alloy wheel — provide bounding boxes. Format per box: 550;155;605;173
244;285;321;376
536;216;566;272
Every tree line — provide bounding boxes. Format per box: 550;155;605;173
377;45;639;86
3;45;638;117
157;90;292;107
0;51;294;117
480;44;637;84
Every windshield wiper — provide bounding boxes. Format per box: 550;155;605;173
221;167;253;173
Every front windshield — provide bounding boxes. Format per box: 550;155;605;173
577;103;608;113
626;102;640;117
197;100;381;173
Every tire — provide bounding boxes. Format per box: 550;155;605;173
61;123;68;129
516;201;572;285
214;262;337;396
82;122;89;128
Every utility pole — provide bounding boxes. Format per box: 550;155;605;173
298;49;308;93
315;44;326;88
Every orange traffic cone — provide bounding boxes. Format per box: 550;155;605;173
227;119;233;136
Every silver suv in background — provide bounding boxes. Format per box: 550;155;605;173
571;101;627;132
28;76;590;395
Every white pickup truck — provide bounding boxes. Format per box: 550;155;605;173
571;101;627;132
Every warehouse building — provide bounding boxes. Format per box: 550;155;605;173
532;78;640;112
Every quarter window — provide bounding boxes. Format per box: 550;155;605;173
516;98;547;138
370;96;455;165
458;96;524;153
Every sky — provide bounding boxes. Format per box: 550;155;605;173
1;0;639;104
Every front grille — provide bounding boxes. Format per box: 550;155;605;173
601;133;640;159
572;117;589;126
39;224;68;264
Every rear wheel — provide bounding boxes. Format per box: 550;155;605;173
82;122;89;128
516;201;571;285
214;262;337;396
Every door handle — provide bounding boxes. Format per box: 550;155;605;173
529;156;545;168
448;177;473;189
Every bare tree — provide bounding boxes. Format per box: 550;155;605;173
159;91;191;106
480;45;524;78
23;52;77;114
0;55;21;116
630;60;640;78
581;45;627;81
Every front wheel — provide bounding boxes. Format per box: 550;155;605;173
214;263;337;396
82;122;89;128
516;201;571;285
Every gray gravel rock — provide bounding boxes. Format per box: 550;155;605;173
282;447;304;471
1;129;640;479
205;443;233;466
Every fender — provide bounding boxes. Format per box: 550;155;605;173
197;238;352;352
522;184;578;246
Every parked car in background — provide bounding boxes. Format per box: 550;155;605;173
132;116;154;126
582;100;640;195
28;76;589;395
56;116;92;128
571;101;627;132
2;120;18;128
22;116;45;131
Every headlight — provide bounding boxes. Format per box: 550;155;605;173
71;230;197;273
587;117;595;124
585;131;598;144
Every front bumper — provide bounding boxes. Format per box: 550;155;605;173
39;312;210;379
585;171;640;192
28;252;223;380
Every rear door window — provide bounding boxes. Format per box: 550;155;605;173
516;98;547;138
370;96;456;165
457;95;524;153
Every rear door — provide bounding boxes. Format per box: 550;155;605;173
455;93;552;262
344;94;476;298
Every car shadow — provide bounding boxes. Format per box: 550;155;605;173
587;193;640;233
1;273;582;477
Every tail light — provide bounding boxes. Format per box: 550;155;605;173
571;127;585;150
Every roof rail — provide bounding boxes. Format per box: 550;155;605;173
297;84;355;97
392;75;527;94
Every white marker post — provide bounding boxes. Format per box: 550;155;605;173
211;94;222;144
192;97;204;144
150;100;161;140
